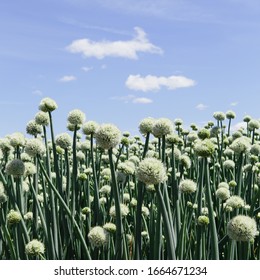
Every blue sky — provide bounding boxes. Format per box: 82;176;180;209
1;0;260;137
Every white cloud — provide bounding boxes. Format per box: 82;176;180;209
81;66;93;72
32;90;43;96
59;75;77;82
196;103;208;110
66;27;163;60
125;74;196;92
230;101;238;106
132;97;153;104
111;95;153;104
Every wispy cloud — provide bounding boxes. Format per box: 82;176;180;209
230;101;238;106
111;95;153;104
66;27;163;60
196;103;208;110
81;66;93;72
59;75;77;82
32;90;43;96
125;74;196;92
133;97;153;104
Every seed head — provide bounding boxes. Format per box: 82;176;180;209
5;159;25;177
227;215;258;242
55;133;72;149
152;118;173;138
137;158;167;185
139;117;155;135
88;226;108;248
82;121;99;135
7;210;22;225
216;187;230;201
25;239;45;256
95;123;121;150
39;97;57;112
226;195;244;209
194;139;215;157
67;109;86;126
26;120;42;137
25;139;46;157
179;179;197;194
35;111;50;126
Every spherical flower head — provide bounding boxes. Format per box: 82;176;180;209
139;117;155;135
166;134;181;145
210;126;220;137
229;180;237;188
226;110;236;119
198;128;210;140
232;130;243;140
99;185;111;195
39;97;57;112
76;151;85;162
248;119;260;130
243;115;252;123
218;182;230;189
67;122;81;131
0;138;13;153
130;197;138;207
67;109;86;126
24;211;33;221
216;187;230;201
213;111;226;121
88;226;108;248
179;154;191;170
174;118;183;126
55;133;72;149
24;162;37;177
25;138;46;157
187;132;198;142
142;206;150;217
35;111;50;126
198;215;209;226
179;179;197;194
117;161;135;175
250;144;260;156
5;159;25;177
223;159;235;170
109;204;129;218
82;121;99;135
81;207;91;215
103;222;116;233
101;168;111;181
129;155;140;166
9;132;25;148
123;193;130;203
227;215;258;242
95;123;121;150
7;209;22;225
25;239;45;256
230;136;251;155
152;118;173;138
137;158;167;185
121;136;129;146
194;139;215;157
26;120;42;137
226;195;244;208
81;140;90;152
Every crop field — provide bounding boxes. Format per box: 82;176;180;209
0;97;259;260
